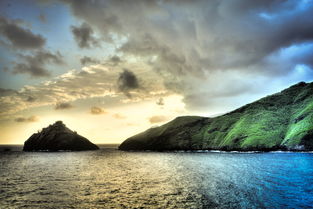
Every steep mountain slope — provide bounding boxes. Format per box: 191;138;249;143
119;82;313;151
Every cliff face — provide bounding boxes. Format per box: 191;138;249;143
119;82;313;151
23;121;99;151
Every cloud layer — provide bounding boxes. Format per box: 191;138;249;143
55;102;73;110
63;0;313;109
1;0;313;121
14;115;39;123
149;115;168;124
0;61;168;117
71;22;99;48
80;56;100;65
0;16;64;77
12;50;64;77
0;16;45;49
90;106;106;115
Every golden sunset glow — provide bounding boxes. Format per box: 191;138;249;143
0;0;312;145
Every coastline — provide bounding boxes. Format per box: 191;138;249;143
1;144;313;153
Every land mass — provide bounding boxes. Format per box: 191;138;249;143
23;121;99;151
119;81;313;151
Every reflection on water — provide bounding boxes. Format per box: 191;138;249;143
1;146;313;208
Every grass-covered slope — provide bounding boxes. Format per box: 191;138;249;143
119;82;313;151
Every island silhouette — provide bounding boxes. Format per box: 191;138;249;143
23;121;99;151
119;81;313;151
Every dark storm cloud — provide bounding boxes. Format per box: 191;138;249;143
12;50;64;77
110;55;121;64
0;16;45;49
71;22;99;48
80;56;99;65
55;102;73;110
56;0;313;109
14;115;39;123
117;69;139;97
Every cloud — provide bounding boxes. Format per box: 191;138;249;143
126;122;137;126
0;16;45;49
80;56;99;65
0;17;64;78
149;115;168;124
0;88;17;97
55;102;73;110
110;55;121;64
71;22;99;48
90;106;106;115
156;98;164;106
117;69;139;97
0;61;168;118
14;115;39;123
113;113;126;119
26;96;36;102
63;0;313;110
12;50;64;77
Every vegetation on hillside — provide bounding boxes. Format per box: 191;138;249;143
119;82;313;151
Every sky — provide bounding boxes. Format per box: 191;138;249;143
0;0;313;144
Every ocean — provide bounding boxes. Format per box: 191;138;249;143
0;145;313;208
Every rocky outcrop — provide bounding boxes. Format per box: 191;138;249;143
23;121;99;151
119;81;313;151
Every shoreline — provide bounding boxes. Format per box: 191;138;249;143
119;148;313;153
1;144;313;153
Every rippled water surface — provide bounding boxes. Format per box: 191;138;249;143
1;145;313;208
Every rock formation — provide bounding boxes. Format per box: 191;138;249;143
23;121;99;151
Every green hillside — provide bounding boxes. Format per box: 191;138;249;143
119;82;313;151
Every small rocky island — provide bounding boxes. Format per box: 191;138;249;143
23;121;99;151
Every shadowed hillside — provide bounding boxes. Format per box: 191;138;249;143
119;82;313;151
23;121;99;151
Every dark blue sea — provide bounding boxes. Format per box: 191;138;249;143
0;145;313;208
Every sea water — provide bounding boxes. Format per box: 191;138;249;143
0;145;313;208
